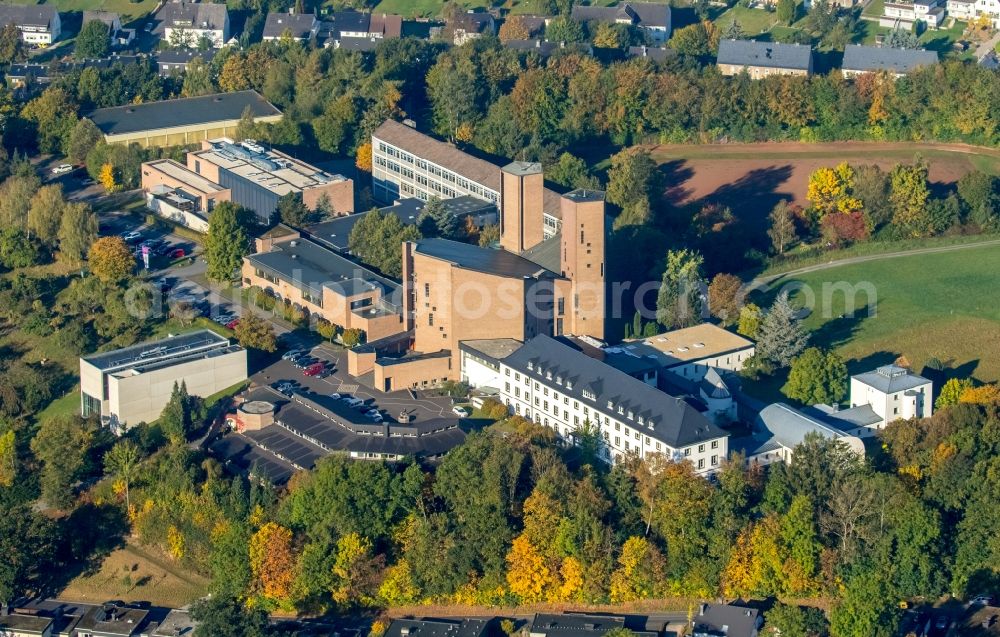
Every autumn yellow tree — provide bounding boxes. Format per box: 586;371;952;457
249;522;297;602
959;383;1000;405
557;556;584;602
99;163;120;192
498;15;532;41
88;236;135;283
356;142;372;172
0;430;16;487
609;536;667;602
806;162;862;218
506;535;558;603
378;559;420;606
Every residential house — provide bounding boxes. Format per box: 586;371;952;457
6;54;139;89
945;0;1000;27
841;44;938;77
262;11;319;41
570;2;671;45
447;10;495;45
154;49;216;75
846;364;933;428
880;0;945;30
627;44;675;61
384;618;491;637
368;13;402;38
717;39;813;78
503;38;592;57
154;1;230;48
0;5;61;46
81;10;127;46
687;603;762;637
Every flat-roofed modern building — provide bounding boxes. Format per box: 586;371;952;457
188;138;353;222
242;227;405;341
87;90;282;147
141;158;231;231
626;323;755;381
841;44;938;77
80;330;247;431
372;119;564;238
495;334;729;471
717;39;813;78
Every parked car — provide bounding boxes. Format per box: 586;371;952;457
293;357;317;370
121;231;142;242
51;163;73;175
342;396;364;408
452;406;469;417
366;411;383;422
303;362;325;377
329;392;342;400
226;318;240;330
282;349;307;361
169;248;186;259
971;594;995;606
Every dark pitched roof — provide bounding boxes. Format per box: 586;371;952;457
155;49;216;67
842;44;937;73
385;618;491;637
504;38;562;56
154;1;228;32
627;45;675;61
717;38;812;70
506;335;727;449
7;55;140;81
336;36;379;51
520;232;561;273
88;90;280;136
412;238;558;278
307;197;495;253
449;10;494;33
528;613;657;637
82;10;119;27
0;4;58;28
571;2;670;28
246;236;401;303
263;11;317;39
328;9;371;35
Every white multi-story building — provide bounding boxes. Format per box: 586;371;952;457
465;335;729;473
371;119;564;239
848;365;933;427
0;5;61;45
946;0;1000;26
154;1;230;48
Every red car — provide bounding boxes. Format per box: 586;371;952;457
169;247;185;259
226;318;240;329
303;362;325;377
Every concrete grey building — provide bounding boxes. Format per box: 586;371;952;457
80;330;247;432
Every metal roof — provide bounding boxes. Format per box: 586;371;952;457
571;2;670;27
82;329;231;373
88;90;281;136
852;365;931;393
717;38;812;70
0;4;58;28
263;11;317;39
412;238;559;278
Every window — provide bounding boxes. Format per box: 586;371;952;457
505;382;510;391
711;440;718;449
684;448;691;456
711;455;718;466
615;436;620;446
698;444;705;453
697;459;705;469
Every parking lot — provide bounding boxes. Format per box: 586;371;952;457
251;341;459;425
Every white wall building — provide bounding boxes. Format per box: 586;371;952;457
80;330;247;432
945;0;1000;26
626;323;756;382
155;2;230;48
849;365;933;427
0;5;61;45
470;334;730;474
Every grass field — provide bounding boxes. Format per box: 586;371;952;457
10;0;159;25
715;5;782;36
745;243;1000;403
59;540;210;608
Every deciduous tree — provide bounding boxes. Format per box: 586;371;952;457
708;273;743;326
249;521;297;602
88;236;135;283
655;249;704;329
75;20;110;59
206;202;251;282
767;200;798;255
58;202;98;264
783;347;848;405
233;312;277;353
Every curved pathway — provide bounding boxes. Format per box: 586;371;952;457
750;238;1000;287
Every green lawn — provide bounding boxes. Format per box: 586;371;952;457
11;0;159;26
714;6;781;37
751;244;1000;398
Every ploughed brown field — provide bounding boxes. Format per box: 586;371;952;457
650;141;1000;210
